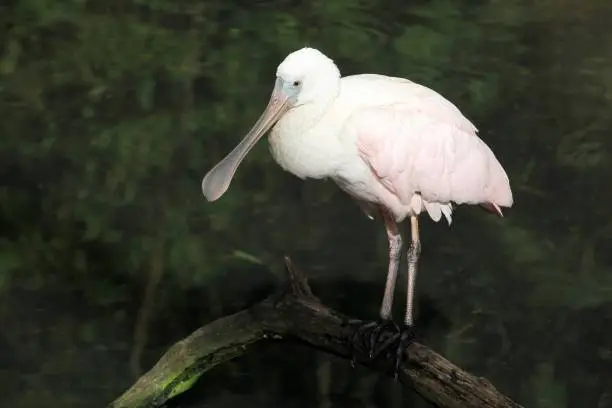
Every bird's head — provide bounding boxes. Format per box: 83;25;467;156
275;47;341;107
201;47;340;202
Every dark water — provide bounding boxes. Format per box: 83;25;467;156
1;1;611;407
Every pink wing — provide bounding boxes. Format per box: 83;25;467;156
352;102;513;216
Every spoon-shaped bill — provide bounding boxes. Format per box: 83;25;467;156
201;81;291;202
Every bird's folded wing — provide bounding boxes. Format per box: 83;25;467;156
351;103;513;211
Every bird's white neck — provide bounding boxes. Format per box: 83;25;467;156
268;80;347;180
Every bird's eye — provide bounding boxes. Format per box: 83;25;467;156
292;80;301;87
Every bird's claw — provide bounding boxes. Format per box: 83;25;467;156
350;319;415;379
351;319;415;381
351;318;398;359
393;327;415;380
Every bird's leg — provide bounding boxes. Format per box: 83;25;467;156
405;214;421;329
376;214;420;378
351;209;402;362
367;212;403;357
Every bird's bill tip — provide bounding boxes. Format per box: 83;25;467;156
201;165;229;202
201;81;291;202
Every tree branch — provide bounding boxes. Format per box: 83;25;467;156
109;257;523;408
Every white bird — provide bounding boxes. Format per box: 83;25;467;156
201;47;513;371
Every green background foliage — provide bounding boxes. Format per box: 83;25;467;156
1;0;611;407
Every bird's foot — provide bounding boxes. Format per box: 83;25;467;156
350;320;415;380
350;318;400;362
380;325;415;380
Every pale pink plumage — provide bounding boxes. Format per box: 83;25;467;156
354;102;512;224
201;48;514;347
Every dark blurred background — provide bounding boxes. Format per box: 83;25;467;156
1;0;611;407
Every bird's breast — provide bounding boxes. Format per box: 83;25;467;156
268;112;348;180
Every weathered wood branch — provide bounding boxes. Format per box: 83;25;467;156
109;257;523;408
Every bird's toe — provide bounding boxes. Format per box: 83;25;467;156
354;322;415;380
350;318;401;362
390;326;415;380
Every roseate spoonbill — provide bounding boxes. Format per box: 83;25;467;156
201;47;513;372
